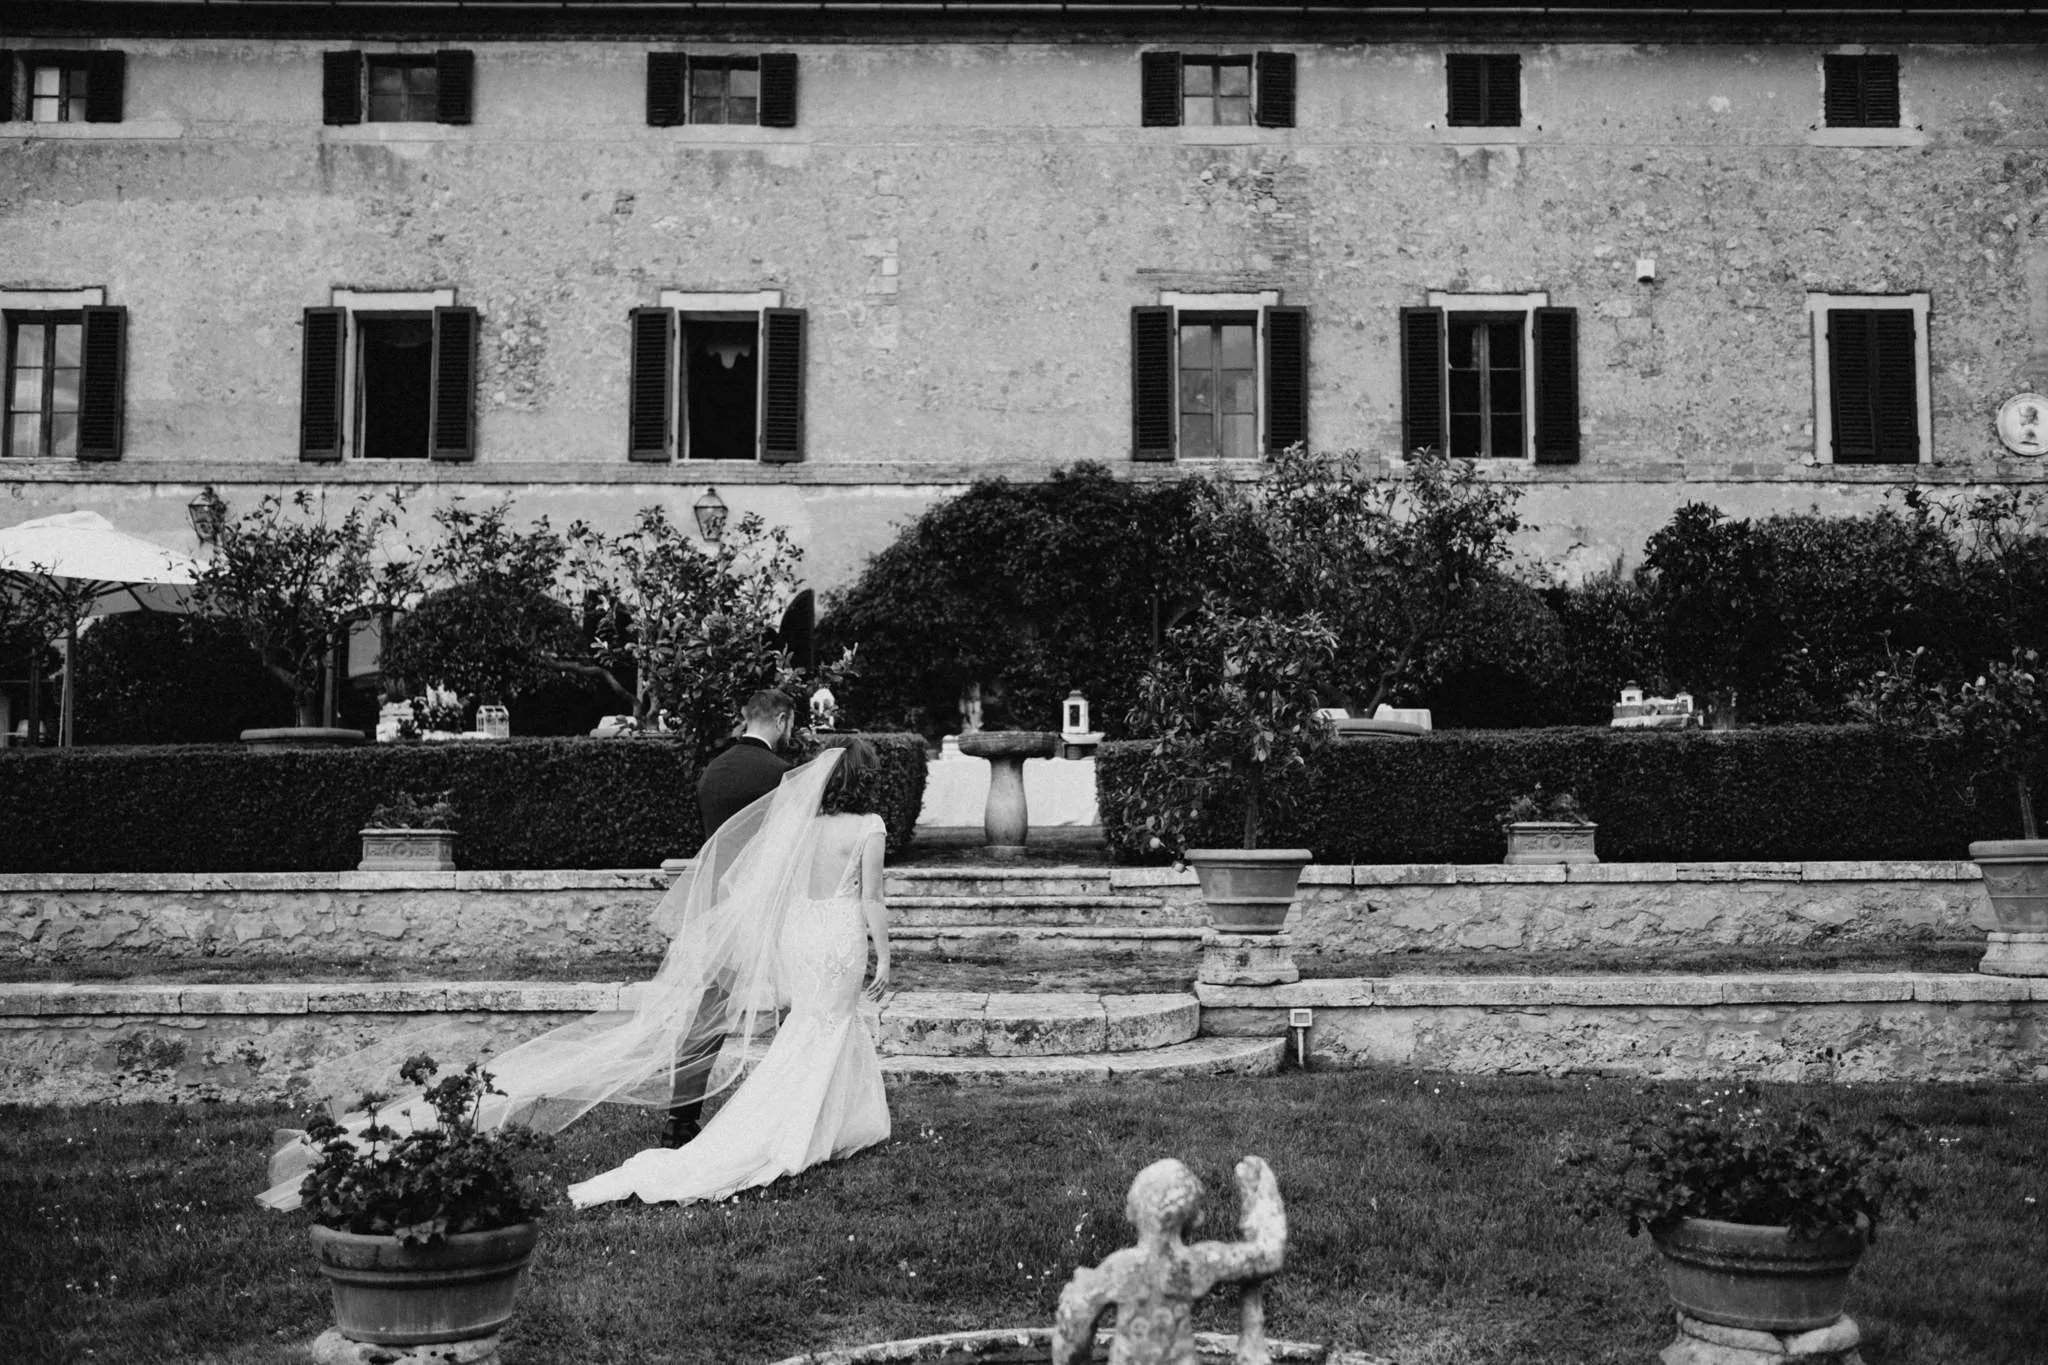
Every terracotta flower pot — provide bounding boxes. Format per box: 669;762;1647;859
1182;849;1312;934
1968;839;2048;976
1504;821;1598;865
311;1222;539;1345
1651;1217;1866;1333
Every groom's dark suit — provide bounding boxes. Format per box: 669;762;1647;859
666;735;794;1143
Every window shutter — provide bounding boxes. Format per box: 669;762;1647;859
1822;55;1860;128
1254;51;1296;129
429;305;478;462
1399;307;1446;456
1484;55;1520;126
323;51;362;125
1870;310;1917;462
1141;51;1181;127
300;307;346;462
1827;309;1877;462
1263;305;1308;454
76;305;126;461
435;50;475;125
627;307;673;462
758;53;798;128
1862;54;1900;127
1131;305;1175;461
646;52;685;126
1532;306;1581;464
0;53;14;123
85;51;125;123
760;307;806;463
1445;54;1484;126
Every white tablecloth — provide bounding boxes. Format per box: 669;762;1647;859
917;754;1100;827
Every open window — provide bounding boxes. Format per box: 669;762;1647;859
1401;294;1578;463
323;50;475;125
1130;292;1308;461
300;290;478;462
627;292;807;463
0;51;125;123
1;288;124;461
646;52;799;127
1140;51;1296;128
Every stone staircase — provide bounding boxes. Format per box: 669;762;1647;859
877;989;1279;1082
883;865;1204;958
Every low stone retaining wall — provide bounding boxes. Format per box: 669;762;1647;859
1118;861;1992;953
1197;973;2048;1083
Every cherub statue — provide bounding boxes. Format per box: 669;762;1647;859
1052;1155;1287;1365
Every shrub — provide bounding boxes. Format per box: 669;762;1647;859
73;614;292;745
0;732;926;871
1097;725;2010;864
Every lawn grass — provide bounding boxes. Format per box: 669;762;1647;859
3;1074;2043;1365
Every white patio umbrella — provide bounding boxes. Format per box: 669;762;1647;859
0;511;203;746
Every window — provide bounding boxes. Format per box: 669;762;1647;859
1140;51;1296;129
1401;296;1578;463
1806;293;1929;465
0;291;125;461
322;50;473;126
300;291;478;462
627;293;808;463
1824;54;1900;129
1446;54;1520;128
1131;294;1307;461
646;53;799;128
0;51;126;124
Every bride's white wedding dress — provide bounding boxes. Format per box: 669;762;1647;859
568;811;892;1208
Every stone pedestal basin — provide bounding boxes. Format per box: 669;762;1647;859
956;730;1058;857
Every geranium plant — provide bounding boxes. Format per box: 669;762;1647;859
1857;645;2048;840
365;790;458;831
299;1054;553;1245
1499;788;1592;829
1559;1084;1929;1243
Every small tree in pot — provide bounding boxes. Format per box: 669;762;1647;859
297;1054;555;1348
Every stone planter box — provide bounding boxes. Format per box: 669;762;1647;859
357;829;457;872
1504;821;1598;865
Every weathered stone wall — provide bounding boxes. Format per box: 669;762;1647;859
1199;974;2048;1082
2;35;2044;584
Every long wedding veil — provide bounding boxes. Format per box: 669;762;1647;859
258;748;848;1210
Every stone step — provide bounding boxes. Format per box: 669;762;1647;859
892;894;1200;928
877;991;1198;1057
882;1035;1284;1084
885;866;1117;899
892;925;1203;955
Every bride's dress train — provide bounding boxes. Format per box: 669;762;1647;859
569;820;891;1208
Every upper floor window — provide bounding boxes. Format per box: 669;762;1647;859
1806;293;1929;465
1446;53;1520;128
1401;295;1578;464
1140;51;1296;129
646;53;799;128
627;293;808;463
1;291;126;461
300;291;477;463
0;51;126;124
323;50;474;126
1131;293;1308;462
1823;54;1900;129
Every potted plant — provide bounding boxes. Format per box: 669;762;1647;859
1560;1084;1929;1335
359;789;459;871
299;1054;553;1346
1499;787;1598;865
1121;611;1339;933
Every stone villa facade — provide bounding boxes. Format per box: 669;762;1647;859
2;0;2045;597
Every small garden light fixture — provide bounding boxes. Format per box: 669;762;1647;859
187;485;227;544
1288;1007;1313;1070
693;487;729;542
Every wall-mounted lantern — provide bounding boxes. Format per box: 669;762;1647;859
187;486;227;545
693;487;729;542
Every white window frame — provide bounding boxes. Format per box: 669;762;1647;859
1158;289;1280;461
657;289;784;462
1805;292;1932;466
1426;290;1548;464
331;287;456;461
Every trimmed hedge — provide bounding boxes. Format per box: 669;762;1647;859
0;732;926;873
1098;726;2023;865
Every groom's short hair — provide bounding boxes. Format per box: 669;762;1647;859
742;690;795;724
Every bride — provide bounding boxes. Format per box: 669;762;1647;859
259;741;893;1210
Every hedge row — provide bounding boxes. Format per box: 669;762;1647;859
0;733;927;873
1098;726;2023;865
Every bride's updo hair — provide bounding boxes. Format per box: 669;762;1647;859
818;738;882;816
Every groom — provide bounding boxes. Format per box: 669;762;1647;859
662;688;798;1147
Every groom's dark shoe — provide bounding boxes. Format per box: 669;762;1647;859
660;1111;700;1148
